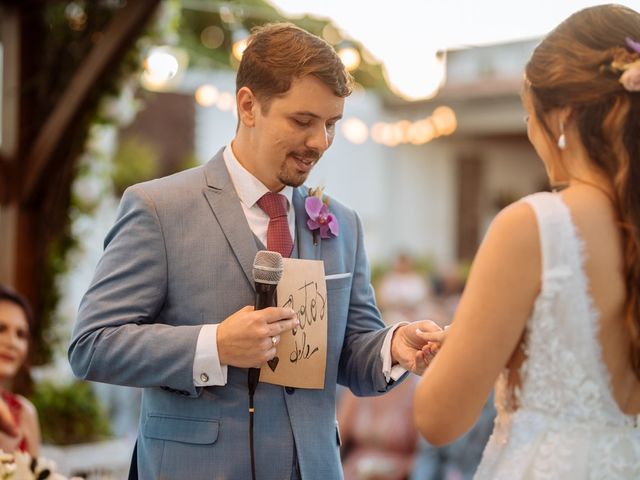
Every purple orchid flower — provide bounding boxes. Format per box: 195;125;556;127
626;37;640;54
305;196;339;239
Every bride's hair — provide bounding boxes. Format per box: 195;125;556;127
525;4;640;379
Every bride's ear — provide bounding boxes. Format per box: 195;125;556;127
548;106;573;136
559;107;574;130
541;107;573;187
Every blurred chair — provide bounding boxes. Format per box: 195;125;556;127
338;375;419;480
41;437;135;479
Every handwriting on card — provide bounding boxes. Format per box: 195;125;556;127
283;281;326;364
259;258;327;389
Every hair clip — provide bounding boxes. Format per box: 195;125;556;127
626;37;640;54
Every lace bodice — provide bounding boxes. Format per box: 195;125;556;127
475;192;640;480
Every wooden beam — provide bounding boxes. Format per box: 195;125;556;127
0;159;8;204
20;0;161;203
0;204;16;286
0;6;20;204
456;154;484;261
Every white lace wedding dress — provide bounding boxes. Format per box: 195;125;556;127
474;192;640;480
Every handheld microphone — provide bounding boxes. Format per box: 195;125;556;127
248;251;284;393
253;250;284;310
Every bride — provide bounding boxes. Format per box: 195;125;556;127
414;4;640;479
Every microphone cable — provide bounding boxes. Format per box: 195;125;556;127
248;368;261;480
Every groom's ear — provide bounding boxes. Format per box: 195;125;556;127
237;87;261;128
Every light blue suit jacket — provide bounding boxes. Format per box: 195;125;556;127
68;150;401;479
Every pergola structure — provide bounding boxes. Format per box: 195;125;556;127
0;0;160;369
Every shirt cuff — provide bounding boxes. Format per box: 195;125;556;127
381;321;409;383
193;324;228;386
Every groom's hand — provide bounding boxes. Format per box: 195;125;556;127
217;306;299;368
390;320;442;375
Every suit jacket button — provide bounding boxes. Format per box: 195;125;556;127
200;373;209;383
285;387;295;394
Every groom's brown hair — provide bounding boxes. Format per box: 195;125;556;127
236;22;353;112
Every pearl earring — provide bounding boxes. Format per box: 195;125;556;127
557;122;566;150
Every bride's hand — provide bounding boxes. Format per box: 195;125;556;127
391;319;442;375
417;326;449;358
417;327;447;344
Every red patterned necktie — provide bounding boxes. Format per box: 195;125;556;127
257;192;293;258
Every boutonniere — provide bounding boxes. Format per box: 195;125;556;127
305;186;339;245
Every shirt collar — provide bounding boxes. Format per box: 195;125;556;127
223;142;293;209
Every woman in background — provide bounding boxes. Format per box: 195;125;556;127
0;285;41;456
414;4;640;478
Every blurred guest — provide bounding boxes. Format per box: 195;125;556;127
0;286;41;456
430;264;466;326
377;253;431;325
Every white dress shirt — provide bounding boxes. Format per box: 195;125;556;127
193;143;406;386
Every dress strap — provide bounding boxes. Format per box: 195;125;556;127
521;192;577;286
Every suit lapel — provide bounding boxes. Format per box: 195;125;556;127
202;150;258;289
293;186;321;261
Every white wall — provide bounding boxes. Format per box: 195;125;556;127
381;142;457;265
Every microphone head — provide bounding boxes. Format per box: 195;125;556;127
253;250;284;285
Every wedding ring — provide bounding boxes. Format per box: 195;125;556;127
271;336;277;346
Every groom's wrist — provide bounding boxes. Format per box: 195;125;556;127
390;325;404;365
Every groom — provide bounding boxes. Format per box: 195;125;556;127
68;23;438;479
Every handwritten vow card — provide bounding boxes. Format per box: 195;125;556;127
260;258;327;389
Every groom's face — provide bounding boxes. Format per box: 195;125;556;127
241;75;344;192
